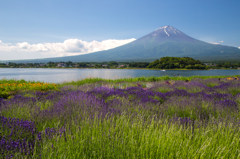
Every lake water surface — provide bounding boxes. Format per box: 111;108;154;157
0;68;240;83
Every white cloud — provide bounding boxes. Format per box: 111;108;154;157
209;42;220;45
238;47;240;49
0;38;136;60
209;40;224;45
18;42;31;49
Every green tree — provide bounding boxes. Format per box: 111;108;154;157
148;57;206;70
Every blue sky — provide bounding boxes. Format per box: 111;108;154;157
0;0;240;60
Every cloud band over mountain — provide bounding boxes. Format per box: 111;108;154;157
0;38;136;60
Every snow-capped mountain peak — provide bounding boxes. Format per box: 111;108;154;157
137;25;198;43
155;25;182;37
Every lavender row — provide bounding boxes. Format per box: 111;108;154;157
0;116;66;158
0;78;240;157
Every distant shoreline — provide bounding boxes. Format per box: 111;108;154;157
0;67;238;70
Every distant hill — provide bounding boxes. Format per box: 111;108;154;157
4;25;240;63
147;57;206;69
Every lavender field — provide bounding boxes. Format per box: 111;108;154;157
1;77;240;158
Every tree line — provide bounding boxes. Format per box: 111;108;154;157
1;57;240;69
147;57;207;69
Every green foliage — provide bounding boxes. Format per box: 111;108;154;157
37;101;54;110
94;64;102;68
58;75;240;87
129;62;150;68
228;88;240;96
154;87;171;93
206;82;218;87
0;90;9;98
148;57;207;69
3;59;240;69
40;116;240;158
78;63;87;68
108;61;118;66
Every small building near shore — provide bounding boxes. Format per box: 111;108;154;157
57;63;66;67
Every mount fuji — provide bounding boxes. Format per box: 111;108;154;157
137;25;201;43
10;26;240;62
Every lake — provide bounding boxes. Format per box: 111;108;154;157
0;68;240;83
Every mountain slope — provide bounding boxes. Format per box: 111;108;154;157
7;26;240;63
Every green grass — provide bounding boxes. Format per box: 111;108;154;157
229;88;240;96
58;75;240;87
39;114;240;159
1;74;239;88
206;82;219;87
